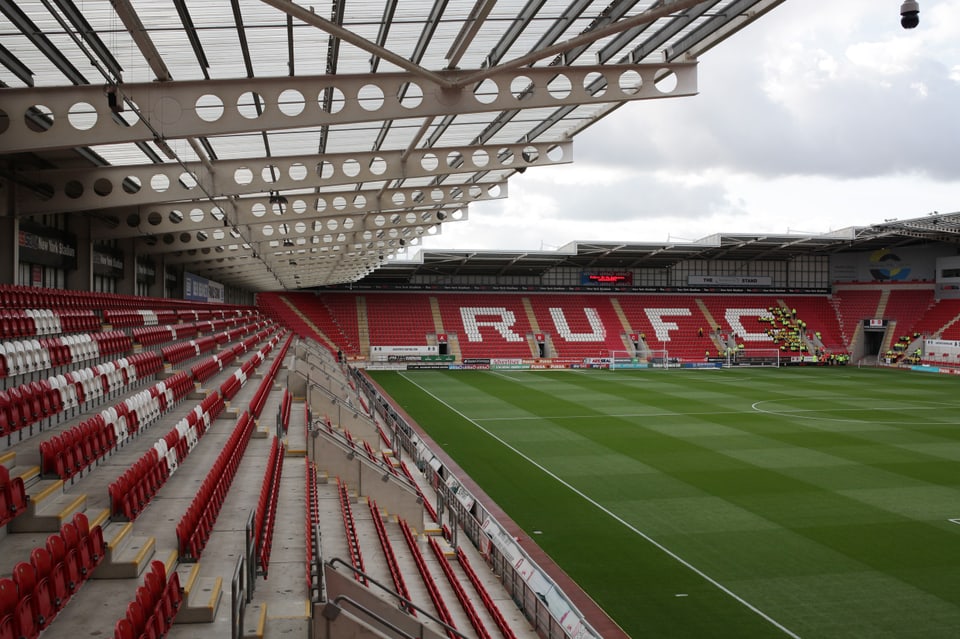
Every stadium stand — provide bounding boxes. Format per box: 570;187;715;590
10;1;960;635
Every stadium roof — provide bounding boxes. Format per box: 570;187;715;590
356;211;960;283
3;0;793;291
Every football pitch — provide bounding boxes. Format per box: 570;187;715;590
369;366;960;639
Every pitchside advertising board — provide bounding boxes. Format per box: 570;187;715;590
480;518;598;639
369;345;439;362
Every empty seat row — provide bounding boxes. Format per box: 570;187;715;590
249;335;292;419
0;512;104;639
455;548;518;639
108;449;169;521
112;559;182;639
367;498;413;612
0;311;62;339
400;518;455;631
1;350;166;436
428;536;489;639
305;459;321;602
255;437;285;577
160;335;218;365
337;478;366;583
0;381;64;436
39;415;117;481
176;410;255;560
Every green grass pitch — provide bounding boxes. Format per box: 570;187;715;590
369;366;960;639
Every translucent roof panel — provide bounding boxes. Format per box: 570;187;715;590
1;0;787;291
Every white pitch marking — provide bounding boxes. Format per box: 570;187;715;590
399;372;801;639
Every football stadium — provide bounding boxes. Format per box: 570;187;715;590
2;2;959;639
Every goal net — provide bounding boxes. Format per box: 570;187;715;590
726;348;781;367
609;350;644;370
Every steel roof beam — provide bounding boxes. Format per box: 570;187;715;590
49;0;124;80
258;0;454;90
92;183;495;238
139;216;441;255
16;142;566;214
0;1;86;84
0;64;695;154
454;0;707;87
0;41;34;86
445;0;498;69
109;0;172;82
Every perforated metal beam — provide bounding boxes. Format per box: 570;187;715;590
16;142;564;214
0;64;695;154
91;182;500;239
139;215;444;255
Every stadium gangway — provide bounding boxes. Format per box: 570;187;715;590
324;557;470;639
367;498;414;615
399;519;459;639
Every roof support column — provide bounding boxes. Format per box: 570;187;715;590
0;178;17;285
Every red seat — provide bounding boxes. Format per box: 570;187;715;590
12;562;54;630
114;617;136;639
0;614;15;639
31;548;68;611
14;594;37;639
5;477;27;520
0;579;17;626
125;600;146;636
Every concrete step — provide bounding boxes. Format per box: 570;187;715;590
243;603;267;639
11;464;41;488
9;478;86;532
174;562;223;624
96;521;156;578
0;451;16;471
264;617;311;639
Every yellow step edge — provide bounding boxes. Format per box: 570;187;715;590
161;549;179;575
0;451;16;466
249;602;268;637
108;522;133;551
181;562;202;595
18;466;41;484
89;508;111;529
32;478;64;503
55;494;86;520
131;536;156;565
205;576;223;610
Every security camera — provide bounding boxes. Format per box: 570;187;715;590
900;0;919;29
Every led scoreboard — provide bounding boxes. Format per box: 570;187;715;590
581;271;633;285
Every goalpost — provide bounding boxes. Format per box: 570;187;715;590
727;348;782;368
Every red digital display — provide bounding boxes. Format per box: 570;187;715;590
583;271;632;285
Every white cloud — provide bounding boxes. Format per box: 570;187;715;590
421;2;960;253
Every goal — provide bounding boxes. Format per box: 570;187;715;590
727;348;781;367
609;350;645;370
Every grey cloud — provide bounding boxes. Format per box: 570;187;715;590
574;35;960;181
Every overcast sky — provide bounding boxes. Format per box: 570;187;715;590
416;0;960;255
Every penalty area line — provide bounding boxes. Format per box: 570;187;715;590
399;372;801;639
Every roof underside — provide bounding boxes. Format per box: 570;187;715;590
10;1;957;292
2;0;800;291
